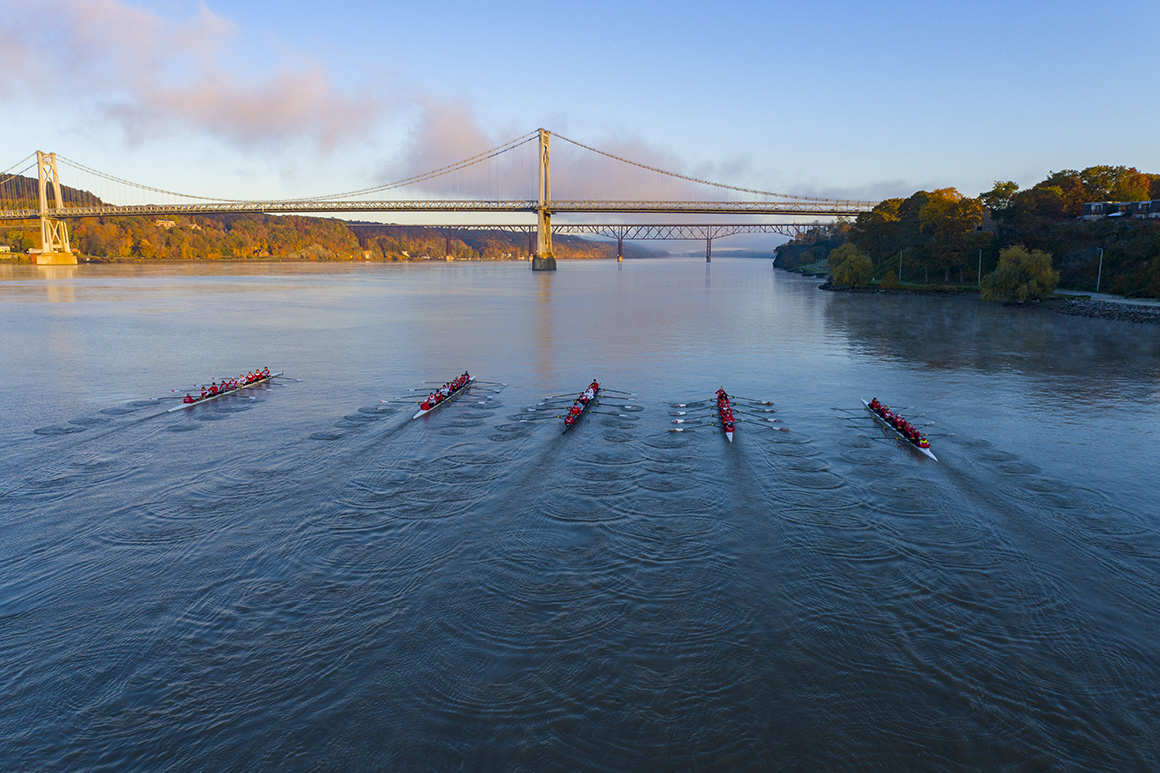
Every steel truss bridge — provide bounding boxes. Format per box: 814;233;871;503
369;222;819;261
0;129;875;268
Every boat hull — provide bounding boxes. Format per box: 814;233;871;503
563;387;599;433
862;400;937;461
413;377;475;419
168;371;282;412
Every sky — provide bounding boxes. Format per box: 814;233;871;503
2;0;1159;247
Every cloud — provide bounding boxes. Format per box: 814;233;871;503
379;103;768;204
0;0;380;151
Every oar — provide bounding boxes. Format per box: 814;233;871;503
473;380;507;386
589;410;630;418
729;397;775;405
714;420;789;433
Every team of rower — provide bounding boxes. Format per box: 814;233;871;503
715;388;735;434
564;380;601;427
867;398;931;449
182;368;271;404
174;372;934;456
418;372;471;412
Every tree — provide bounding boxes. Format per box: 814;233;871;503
828;243;873;288
1081;165;1151;202
1034;170;1087;216
980;181;1019;213
980;245;1059;301
918;188;986;282
850;198;903;263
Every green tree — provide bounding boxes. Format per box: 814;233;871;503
850;198;903;263
980;181;1019;213
828;243;873;288
980;245;1059;301
1081;165;1151;201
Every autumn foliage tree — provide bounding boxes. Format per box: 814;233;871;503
827;243;873;288
980;245;1059;301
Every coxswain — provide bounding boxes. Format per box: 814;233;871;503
183;394;196;404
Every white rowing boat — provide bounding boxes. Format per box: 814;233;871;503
413;377;475;419
168;371;282;413
861;399;937;461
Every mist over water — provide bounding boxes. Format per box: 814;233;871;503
2;259;1158;769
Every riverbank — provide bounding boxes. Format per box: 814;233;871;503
812;275;1160;325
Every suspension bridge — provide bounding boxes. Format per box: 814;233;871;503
0;129;876;268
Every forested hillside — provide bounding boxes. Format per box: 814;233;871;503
775;165;1160;297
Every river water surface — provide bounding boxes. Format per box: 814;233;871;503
2;259;1158;769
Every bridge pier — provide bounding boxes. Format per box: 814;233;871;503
36;152;76;265
705;236;712;262
616;235;624;263
531;129;556;271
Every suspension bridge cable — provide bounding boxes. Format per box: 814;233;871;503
303;130;541;202
552;133;878;206
56;156;245;203
0;156;37;189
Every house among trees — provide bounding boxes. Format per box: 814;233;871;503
1082;200;1160;220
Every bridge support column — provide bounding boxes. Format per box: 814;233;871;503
36;151;76;265
532;128;556;271
616;235;624;263
705;236;712;263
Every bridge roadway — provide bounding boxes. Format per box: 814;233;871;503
0;198;871;222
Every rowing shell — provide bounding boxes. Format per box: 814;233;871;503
168;371;283;412
562;387;600;433
717;393;735;442
862;399;937;461
413;377;475;419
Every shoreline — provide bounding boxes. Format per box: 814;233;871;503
808;274;1160;325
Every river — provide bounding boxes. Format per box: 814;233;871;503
2;259;1158;769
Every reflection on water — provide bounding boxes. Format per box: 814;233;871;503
1;259;1158;769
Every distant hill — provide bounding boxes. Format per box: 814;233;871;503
0;177;667;261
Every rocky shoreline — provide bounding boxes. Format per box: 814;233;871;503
1044;298;1160;325
816;280;1160;324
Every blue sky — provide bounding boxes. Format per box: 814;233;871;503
3;0;1159;219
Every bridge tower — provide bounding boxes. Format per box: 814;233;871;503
531;128;556;271
36;151;76;265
